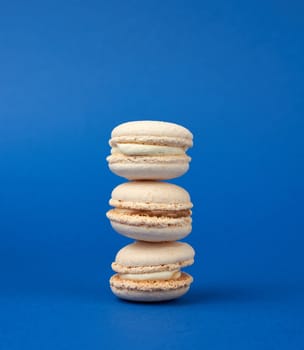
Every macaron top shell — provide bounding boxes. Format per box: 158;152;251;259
110;121;193;149
109;181;192;211
113;241;195;268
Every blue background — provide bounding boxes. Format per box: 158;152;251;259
1;0;304;349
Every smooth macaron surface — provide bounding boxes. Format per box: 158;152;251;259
106;181;193;242
107;120;193;180
112;241;195;273
109;180;192;210
110;120;193;148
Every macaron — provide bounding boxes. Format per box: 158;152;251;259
107;121;193;180
106;181;193;242
110;241;195;302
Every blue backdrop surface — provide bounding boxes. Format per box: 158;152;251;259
1;0;304;349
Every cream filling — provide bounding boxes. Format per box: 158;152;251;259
112;143;185;156
120;270;181;281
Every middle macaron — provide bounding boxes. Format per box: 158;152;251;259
106;181;193;242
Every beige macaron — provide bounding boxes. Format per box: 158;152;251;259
106;181;193;242
110;241;195;302
107;121;193;180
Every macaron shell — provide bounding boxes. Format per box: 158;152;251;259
109;220;192;242
110;285;190;302
110;181;192;210
111;121;193;143
108;161;189;180
110;272;193;302
113;241;195;267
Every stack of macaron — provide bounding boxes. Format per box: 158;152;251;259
106;121;195;302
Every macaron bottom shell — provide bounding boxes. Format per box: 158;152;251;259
110;285;190;302
110;221;192;242
108;162;189;180
110;272;193;302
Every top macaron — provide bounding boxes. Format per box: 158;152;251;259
107;121;193;180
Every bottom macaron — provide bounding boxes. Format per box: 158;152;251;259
110;272;193;302
109;241;195;302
